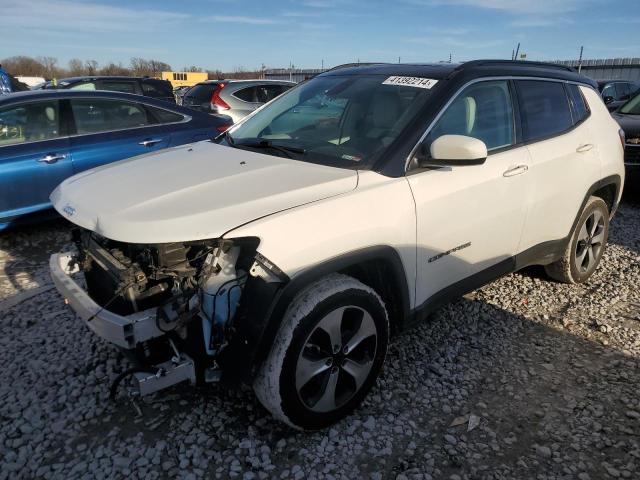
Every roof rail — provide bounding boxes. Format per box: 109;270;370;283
326;62;389;72
462;59;576;73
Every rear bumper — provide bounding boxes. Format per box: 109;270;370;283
49;252;165;349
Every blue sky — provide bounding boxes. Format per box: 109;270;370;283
0;0;638;71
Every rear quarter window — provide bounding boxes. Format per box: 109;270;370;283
516;80;573;142
566;84;590;125
147;105;184;124
233;87;258;103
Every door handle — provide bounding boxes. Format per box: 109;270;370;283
139;138;163;147
503;165;528;177
576;143;593;153
38;153;67;164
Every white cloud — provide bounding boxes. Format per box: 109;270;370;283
405;0;585;14
206;15;280;25
0;0;189;32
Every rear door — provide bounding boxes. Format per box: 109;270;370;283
0;99;73;222
516;80;600;253
68;97;171;173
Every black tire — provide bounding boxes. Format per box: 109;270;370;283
253;273;389;430
545;196;609;284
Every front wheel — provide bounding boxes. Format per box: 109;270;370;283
253;274;389;430
545;196;610;284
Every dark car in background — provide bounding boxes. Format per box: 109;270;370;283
0;90;232;229
598;80;639;111
45;76;176;103
181;79;295;123
612;90;640;181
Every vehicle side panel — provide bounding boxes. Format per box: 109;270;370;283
224;170;418;309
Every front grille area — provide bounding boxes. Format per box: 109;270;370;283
625;145;640;165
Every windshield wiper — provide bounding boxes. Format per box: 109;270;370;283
235;139;306;158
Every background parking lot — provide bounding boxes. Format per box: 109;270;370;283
0;193;638;480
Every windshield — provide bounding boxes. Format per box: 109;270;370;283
226;75;435;169
620;91;640;115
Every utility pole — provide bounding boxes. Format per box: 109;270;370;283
449;53;452;63
398;56;401;64
578;46;584;74
514;43;521;61
321;59;324;71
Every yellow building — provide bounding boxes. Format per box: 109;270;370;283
161;71;209;89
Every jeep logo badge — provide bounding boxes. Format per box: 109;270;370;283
62;204;76;217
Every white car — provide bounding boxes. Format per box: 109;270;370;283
50;60;625;430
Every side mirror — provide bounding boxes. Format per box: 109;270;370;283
417;135;487;167
603;95;615;105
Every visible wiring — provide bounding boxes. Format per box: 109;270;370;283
86;280;137;323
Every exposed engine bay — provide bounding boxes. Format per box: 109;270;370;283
68;228;285;393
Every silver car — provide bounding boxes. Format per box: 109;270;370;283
181;79;296;123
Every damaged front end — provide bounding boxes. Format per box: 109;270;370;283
50;228;287;397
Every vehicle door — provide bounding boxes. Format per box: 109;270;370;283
515;80;600;252
67;97;171;173
0;99;73;221
406;80;529;306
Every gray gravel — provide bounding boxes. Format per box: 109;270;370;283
1;198;639;480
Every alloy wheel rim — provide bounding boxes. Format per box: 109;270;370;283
575;210;605;273
295;306;378;413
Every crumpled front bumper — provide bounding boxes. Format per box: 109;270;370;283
49;252;166;349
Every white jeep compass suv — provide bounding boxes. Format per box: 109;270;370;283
50;60;625;430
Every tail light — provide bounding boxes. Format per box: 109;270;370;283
211;83;230;111
216;124;231;133
619;128;626;148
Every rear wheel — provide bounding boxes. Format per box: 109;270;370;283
545;196;609;284
253;274;389;430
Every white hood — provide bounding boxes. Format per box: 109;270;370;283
51;142;358;243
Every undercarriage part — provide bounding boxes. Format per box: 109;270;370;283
134;355;196;396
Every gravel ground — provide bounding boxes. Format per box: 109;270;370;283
1;196;639;480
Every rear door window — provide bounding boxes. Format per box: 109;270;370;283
516;80;573;142
70;99;150;134
566;84;590;125
0;100;61;146
256;85;286;103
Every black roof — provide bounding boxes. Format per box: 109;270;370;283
321;60;597;88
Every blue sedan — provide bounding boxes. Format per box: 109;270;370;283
0;90;232;229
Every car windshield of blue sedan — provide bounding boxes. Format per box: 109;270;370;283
226;75;436;169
